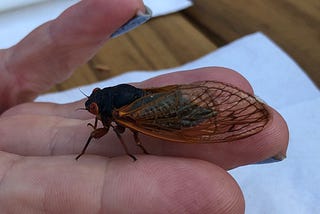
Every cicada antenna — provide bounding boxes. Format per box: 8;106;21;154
79;89;89;98
75;89;89;112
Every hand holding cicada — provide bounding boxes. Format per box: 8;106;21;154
0;67;289;212
0;0;288;211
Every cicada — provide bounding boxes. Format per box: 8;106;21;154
76;81;269;160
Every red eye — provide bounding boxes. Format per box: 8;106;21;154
89;102;99;115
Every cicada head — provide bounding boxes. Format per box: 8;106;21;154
85;87;106;116
85;84;146;119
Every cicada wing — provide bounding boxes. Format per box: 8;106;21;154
113;81;269;143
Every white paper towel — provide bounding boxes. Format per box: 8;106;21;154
36;32;320;213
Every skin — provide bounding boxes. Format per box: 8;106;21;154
0;0;289;213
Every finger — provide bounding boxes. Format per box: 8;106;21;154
0;106;288;170
0;115;88;157
2;67;253;119
1;100;91;120
0;153;244;213
73;105;288;169
0;67;288;169
0;0;145;111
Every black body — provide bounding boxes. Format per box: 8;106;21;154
85;84;146;118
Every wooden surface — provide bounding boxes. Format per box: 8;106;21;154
52;0;320;92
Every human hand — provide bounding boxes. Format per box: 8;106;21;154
0;68;289;213
0;0;289;213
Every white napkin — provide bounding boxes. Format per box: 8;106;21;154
37;32;320;213
0;0;193;48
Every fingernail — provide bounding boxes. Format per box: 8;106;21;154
255;152;287;164
111;6;152;38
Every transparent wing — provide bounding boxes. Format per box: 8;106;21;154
113;81;269;143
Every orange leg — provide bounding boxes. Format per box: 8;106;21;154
112;125;137;161
76;117;109;160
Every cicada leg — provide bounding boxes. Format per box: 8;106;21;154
76;117;109;160
87;116;98;130
133;131;149;155
112;125;137;161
